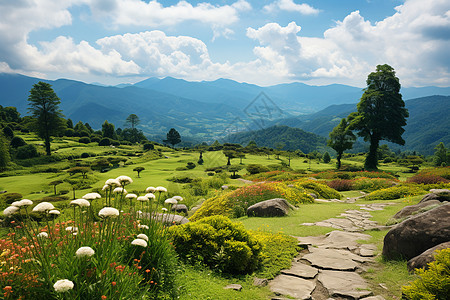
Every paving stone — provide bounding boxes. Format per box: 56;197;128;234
362;296;386;300
281;262;318;279
302;248;358;271
357;244;377;257
224;284;242;291
318;270;373;299
322;231;371;250
269;274;315;300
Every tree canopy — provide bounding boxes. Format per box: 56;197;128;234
350;64;408;169
164;128;181;147
125;114;140;129
328;117;356;169
27;81;65;156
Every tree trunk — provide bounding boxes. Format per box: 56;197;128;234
337;152;342;169
227;157;231;165
45;137;51;156
365;134;379;170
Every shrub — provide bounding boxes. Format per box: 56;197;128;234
293;180;341;199
365;184;426;200
245;170;305;182
78;137;91;144
39;196;70;202
326;179;354;191
10;136;27;148
407;173;450;185
402;249;450;300
90;136;100;143
143;143;154;151
169;215;261;274
167;175;193;183
246;164;270;174
98;137;111;146
15;144;39;159
175;166;188;171
352;177;396;192
186;162;196;169
1;193;22;205
81;152;90;158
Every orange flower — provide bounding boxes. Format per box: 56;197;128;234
101;296;107;300
111;282;116;286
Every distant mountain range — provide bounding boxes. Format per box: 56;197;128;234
0;73;449;154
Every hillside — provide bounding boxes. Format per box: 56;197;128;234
224;125;327;153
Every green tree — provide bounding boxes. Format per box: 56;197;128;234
323;152;331;163
0;131;10;171
133;166;145;178
66;118;74;129
125;114;140;129
433;142;449;166
102;120;117;139
164;128;181;147
27;81;65;155
49;180;64;195
327;118;356;169
350;64;408;169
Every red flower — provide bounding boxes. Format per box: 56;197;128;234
111;281;116;286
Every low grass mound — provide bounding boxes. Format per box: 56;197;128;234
365;184;427;200
190;182;313;220
402;248;450;300
292;179;341;199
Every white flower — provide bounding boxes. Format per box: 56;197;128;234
113;187;127;194
70;199;90;207
11;199;34;207
48;210;60;215
136;233;149;241
165;198;178;205
75;246;95;258
105;179;121;187
116;175;133;185
172;196;183;201
137;196;148;202
65;226;78;233
38;232;48;238
102;184;109;191
98;207;120;218
161;207;168;212
32;202;55;212
82;193;101;200
125;193;137;199
53;279;74;292
131;238;147;247
145;193;155;199
145;186;156;193
3;206;19;216
155;186;167;193
138;224;149;230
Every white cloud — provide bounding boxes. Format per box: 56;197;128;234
264;0;319;15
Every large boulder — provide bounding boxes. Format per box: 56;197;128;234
407;241;450;272
419;189;450;204
171;204;188;215
247;198;293;217
393;200;442;219
382;203;450;260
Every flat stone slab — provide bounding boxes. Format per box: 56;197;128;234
358;244;378;257
224;284;242;291
281;262;318;279
269;274;315;300
318;270;373;299
302;248;358;271
297;231;371;252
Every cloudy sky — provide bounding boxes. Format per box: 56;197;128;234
0;0;449;87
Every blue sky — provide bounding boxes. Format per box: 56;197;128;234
0;0;449;87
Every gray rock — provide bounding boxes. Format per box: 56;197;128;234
171;204;188;214
153;213;189;225
281;262;318;279
0;190;7;194
302;248;358;271
419;190;450;204
393;200;442;219
407;241;450;272
269;274;315;299
224;284;242;291
318;270;373;299
382;203;450;260
309;193;318;199
253;277;268;287
297;231;371;251
221;185;228;190
247;198;293;217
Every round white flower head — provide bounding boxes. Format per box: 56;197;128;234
75;246;95;258
70;199;91;207
155;186;167;193
105;178;121;188
48;210;60;215
113;187;127;194
164;198;178;205
125;193;137;199
98;207;120;218
138;224;149;230
32;202;55;212
116;175;133;185
131;238;148;247
145;186;156;193
172;196;183;202
12;199;34;207
53;279;74;292
137;196;148;202
145;193;155;199
82;193;101;200
3;206;19;217
38;232;49;238
102;184;109;191
136;233;149;241
161;207;168;212
65;226;78;232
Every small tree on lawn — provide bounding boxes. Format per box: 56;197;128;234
49;180;63;195
328;117;356;169
228;165;243;179
164;128;181;147
433;142;449;166
323;152;331;163
133;166;145;178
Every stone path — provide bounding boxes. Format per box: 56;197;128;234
269;202;394;299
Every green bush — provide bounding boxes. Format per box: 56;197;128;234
402;249;450;300
186;162;196;169
15;144;39;159
78;137;91;144
352;177;396;192
326;179;353;191
143;143;154;150
1;193;22;205
98;137;111;146
10;136;27;148
169;215;261;274
246;164;270;174
365;184;426;200
293;180;341;199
